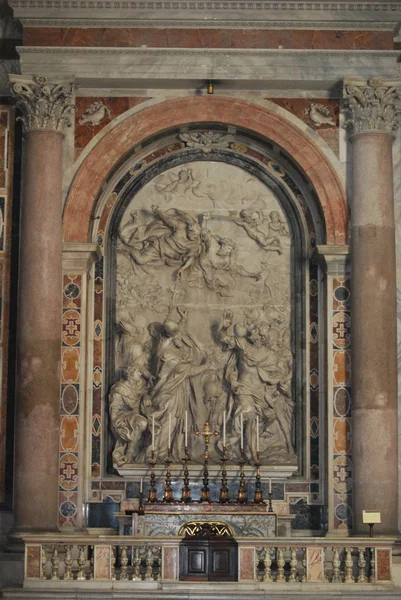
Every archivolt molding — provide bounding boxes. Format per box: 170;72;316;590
63;96;348;245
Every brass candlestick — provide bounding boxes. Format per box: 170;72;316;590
254;453;263;504
181;447;192;503
196;421;219;503
138;489;145;515
237;450;247;503
267;487;273;513
163;449;174;502
219;446;229;503
148;450;158;503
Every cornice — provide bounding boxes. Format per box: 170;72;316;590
9;0;401;10
17;47;401;57
9;1;401;30
17;19;398;30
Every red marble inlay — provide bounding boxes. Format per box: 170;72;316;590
75;97;147;154
376;549;391;581
239;547;254;581
26;545;41;579
24;28;394;50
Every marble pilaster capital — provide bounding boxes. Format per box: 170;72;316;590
314;245;350;277
343;77;401;136
62;242;101;273
9;74;75;134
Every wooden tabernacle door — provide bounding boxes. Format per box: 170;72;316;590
179;522;238;582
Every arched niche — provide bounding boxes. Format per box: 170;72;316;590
91;124;327;483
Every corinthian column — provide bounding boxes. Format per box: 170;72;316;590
9;76;74;540
343;77;401;535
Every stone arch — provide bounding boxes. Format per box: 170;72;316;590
63;96;348;244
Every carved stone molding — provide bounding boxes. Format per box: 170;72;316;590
343;77;401;136
9;75;74;134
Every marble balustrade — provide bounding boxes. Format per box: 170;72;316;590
22;535;394;588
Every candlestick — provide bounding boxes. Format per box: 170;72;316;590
269;478;272;494
240;413;244;450
181;446;191;503
163;448;174;502
185;411;188;448
219;445;229;503
223;411;226;448
256;415;259;452
267;477;273;512
196;421;219;503
237;449;247;503
152;415;155;451
148;450;157;503
253;452;263;504
168;414;171;451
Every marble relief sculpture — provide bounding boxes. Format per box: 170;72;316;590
110;161;296;468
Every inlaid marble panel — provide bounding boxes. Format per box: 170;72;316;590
239;547;255;581
162;546;179;580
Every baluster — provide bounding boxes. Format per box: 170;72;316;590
263;547;272;583
76;545;86;581
132;547;142;581
299;547;306;583
120;545;129;581
63;545;73;580
51;545;60;580
369;548;376;583
332;547;341;583
289;547;297;582
111;546;116;581
276;548;285;582
144;547;154;581
344;547;354;583
41;545;47;580
357;548;366;583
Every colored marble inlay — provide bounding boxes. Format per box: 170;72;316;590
24;28;394;51
332;277;352;532
309;263;319;482
376;549;391;581
239;547;255;581
306;547;324;582
163;546;179;580
59;274;82;528
94;546;111;580
26;545;41;579
92;258;103;477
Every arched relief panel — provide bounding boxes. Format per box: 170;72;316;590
86;125;326;523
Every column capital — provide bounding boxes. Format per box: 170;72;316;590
9;75;75;134
343;77;401;136
314;245;350;276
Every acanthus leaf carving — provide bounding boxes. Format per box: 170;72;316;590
343;77;401;135
179;131;234;153
10;75;75;133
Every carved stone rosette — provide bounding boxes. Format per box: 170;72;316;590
343;77;401;136
10;75;74;134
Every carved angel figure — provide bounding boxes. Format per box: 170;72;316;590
231;209;283;255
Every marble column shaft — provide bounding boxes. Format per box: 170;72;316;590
10;76;74;533
344;77;400;535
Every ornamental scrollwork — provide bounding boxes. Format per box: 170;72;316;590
10;75;74;133
343;77;401;135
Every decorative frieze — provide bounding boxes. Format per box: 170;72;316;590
10;75;74;134
343;77;401;136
